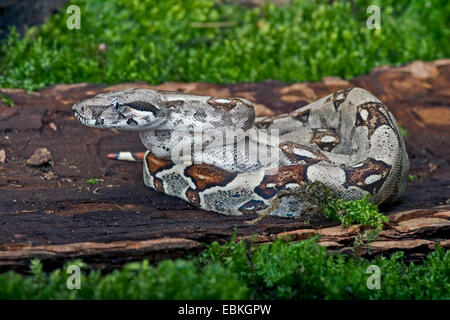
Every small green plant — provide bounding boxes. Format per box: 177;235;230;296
0;92;13;107
272;181;388;228
399;126;409;138
352;226;382;255
408;174;420;182
323;195;388;228
87;178;99;185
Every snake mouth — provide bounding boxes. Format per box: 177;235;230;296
73;109;81;118
73;109;94;126
73;110;85;122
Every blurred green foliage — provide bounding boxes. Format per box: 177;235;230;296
0;0;448;90
0;238;448;299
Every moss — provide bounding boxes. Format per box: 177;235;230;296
323;195;388;228
0;92;13;107
0;0;448;91
399;126;409;138
0;238;448;299
87;178;100;185
258;181;388;228
408;174;420;182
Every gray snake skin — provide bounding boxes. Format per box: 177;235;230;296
73;87;409;217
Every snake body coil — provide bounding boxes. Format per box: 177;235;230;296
73;87;409;217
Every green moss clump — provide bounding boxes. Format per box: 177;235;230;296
87;178;100;185
0;258;248;300
399;126;409;138
0;92;13;107
323;195;388;228
1;238;448;299
269;181;388;228
0;0;449;91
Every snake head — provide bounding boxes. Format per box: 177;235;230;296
72;88;169;130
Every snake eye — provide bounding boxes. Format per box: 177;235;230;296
113;100;120;111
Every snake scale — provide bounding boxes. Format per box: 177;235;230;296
73;87;409;217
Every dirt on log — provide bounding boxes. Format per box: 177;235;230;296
0;59;449;272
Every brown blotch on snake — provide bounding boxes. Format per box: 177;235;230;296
184;164;237;191
207;97;253;111
238;199;268;214
146;152;174;175
343;158;392;194
280;142;329;164
290;109;310;123
185;188;200;207
356;102;393;137
310;128;341;152
254;164;309;199
166;100;185;108
153;177;164;192
326;87;353;111
255;117;275;129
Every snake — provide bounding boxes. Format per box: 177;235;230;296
72;87;409;217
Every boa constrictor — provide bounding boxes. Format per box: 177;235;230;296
73;87;409;217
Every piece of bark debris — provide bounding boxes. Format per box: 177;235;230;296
428;162;437;173
26;148;52;166
49;122;58;131
41;171;58;180
0;149;5;163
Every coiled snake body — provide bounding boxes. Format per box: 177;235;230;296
73;87;409;217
